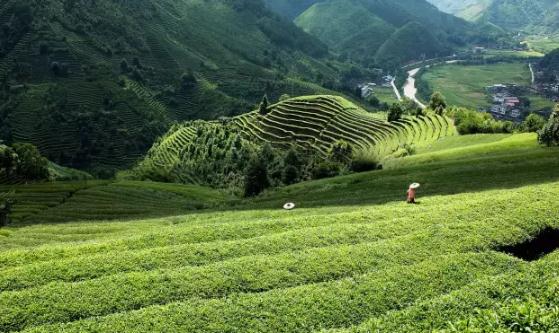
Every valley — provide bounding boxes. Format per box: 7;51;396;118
2;0;559;331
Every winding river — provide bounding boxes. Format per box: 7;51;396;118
403;68;426;109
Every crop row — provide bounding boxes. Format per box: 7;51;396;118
17;253;520;333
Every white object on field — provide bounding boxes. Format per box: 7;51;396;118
409;183;421;189
283;202;296;210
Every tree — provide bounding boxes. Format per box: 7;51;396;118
181;70;197;90
329;140;353;163
0;145;18;178
538;106;559;147
244;155;270;197
366;95;380;108
258;94;269;115
12;143;49;180
429;92;447;115
523;113;546;133
120;59;129;73
282;165;299;185
388;103;404;122
0;192;13;227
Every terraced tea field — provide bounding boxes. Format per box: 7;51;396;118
139;95;456;181
1;134;559;332
0;181;229;229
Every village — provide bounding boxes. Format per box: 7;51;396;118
486;84;525;121
357;75;394;99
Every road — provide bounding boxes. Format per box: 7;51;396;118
403;68;426;109
390;78;402;101
529;63;535;86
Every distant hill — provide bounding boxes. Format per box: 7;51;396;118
426;0;492;21
134;95;456;186
291;0;508;68
479;0;559;36
429;0;559;37
262;0;321;20
0;0;345;175
375;22;450;69
294;0;395;66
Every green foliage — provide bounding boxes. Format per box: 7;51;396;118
429;91;448;115
329;140;353;163
538;107;559;147
447;107;514;135
244;154;270;197
0;143;49;182
522;113;546;133
388;103;404;122
259;94;270;115
311;160;341;179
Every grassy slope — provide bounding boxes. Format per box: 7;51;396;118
419;62;554;110
0;181;230;228
0;134;559;331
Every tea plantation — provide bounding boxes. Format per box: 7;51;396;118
135;95;457;184
1;133;559;332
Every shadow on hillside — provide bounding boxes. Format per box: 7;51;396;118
235;150;559;211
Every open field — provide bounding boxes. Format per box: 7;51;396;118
372;86;399;105
1;134;559;332
419;62;530;109
418;62;553;111
482;49;545;59
524;35;559;54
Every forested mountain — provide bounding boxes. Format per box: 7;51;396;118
479;0;559;35
428;0;559;36
0;0;349;175
268;0;509;68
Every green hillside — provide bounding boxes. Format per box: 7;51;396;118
480;0;559;35
262;0;321;20
374;22;450;70
0;180;229;226
133;95;456;186
1;134;559;332
0;0;348;176
294;0;509;68
294;0;395;66
427;0;493;21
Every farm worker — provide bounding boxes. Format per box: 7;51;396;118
407;183;420;204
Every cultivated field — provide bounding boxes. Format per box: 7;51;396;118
1;134;559;332
419;62;555;111
136;95;456;184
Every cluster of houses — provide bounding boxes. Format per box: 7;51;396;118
357;75;394;99
538;82;559;100
486;84;523;120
